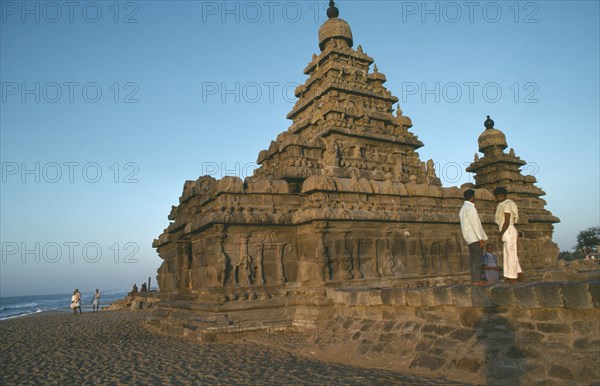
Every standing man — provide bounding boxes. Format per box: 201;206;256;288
92;289;101;312
493;187;523;284
459;189;488;285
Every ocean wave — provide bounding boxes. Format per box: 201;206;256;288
0;308;44;321
0;290;129;320
0;302;40;312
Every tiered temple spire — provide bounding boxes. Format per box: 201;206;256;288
257;0;430;186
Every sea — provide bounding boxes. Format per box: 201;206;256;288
0;289;130;320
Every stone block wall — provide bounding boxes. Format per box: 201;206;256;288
286;279;599;385
145;277;599;385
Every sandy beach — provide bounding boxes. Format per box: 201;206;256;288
0;310;465;385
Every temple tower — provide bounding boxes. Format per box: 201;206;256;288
255;0;438;188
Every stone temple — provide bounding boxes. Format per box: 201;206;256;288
150;2;561;334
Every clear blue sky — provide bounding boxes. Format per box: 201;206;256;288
1;1;598;297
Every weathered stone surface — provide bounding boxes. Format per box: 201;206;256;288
416;307;448;324
355;291;383;306
450;286;472;307
398;321;421;335
382;320;396;332
357;340;371;355
513;285;541;308
507;345;527;358
548;365;573;380
470;287;492;307
531;309;558;321
433;287;452;305
486;359;524;380
380;289;406;306
456;357;481;373
359;320;375;332
423;324;455;336
589;281;600;307
572;320;600;335
490;286;516;307
448;328;475;342
239;285;598;386
459;308;484;328
419;288;436;305
326;289;349;305
579;366;597;380
409;353;446;371
561;283;594;309
535;284;564;307
572;338;597;350
536;323;571;334
370;342;387;353
405;290;422;307
478;318;517;346
517;321;535;330
517;330;544;344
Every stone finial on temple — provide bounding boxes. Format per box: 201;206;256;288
327;0;340;19
484;115;495;129
318;2;353;51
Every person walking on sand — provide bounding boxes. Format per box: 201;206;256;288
92;289;101;312
131;283;138;296
71;289;82;314
493;187;523;284
459;189;488;286
75;289;82;314
71;290;77;314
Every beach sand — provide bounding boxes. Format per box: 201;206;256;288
1;310;463;385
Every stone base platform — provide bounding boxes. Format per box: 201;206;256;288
145;261;599;385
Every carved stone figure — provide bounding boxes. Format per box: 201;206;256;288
381;232;396;276
255;243;265;285
370;240;382;278
316;233;331;281
426;159;436;177
236;234;252;286
215;230;230;287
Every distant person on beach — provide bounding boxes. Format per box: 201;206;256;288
75;289;82;313
483;244;500;283
130;284;138;298
141;282;148;301
92;289;101;312
71;291;77;314
459;189;488;286
71;289;82;314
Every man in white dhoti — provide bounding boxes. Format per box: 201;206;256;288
459;189;488;285
493;187;523;283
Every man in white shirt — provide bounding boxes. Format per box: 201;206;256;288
494;187;523;283
459;189;488;285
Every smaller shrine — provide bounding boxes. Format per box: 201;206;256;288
467;115;560;265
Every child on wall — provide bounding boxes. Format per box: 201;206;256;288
483;244;500;283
